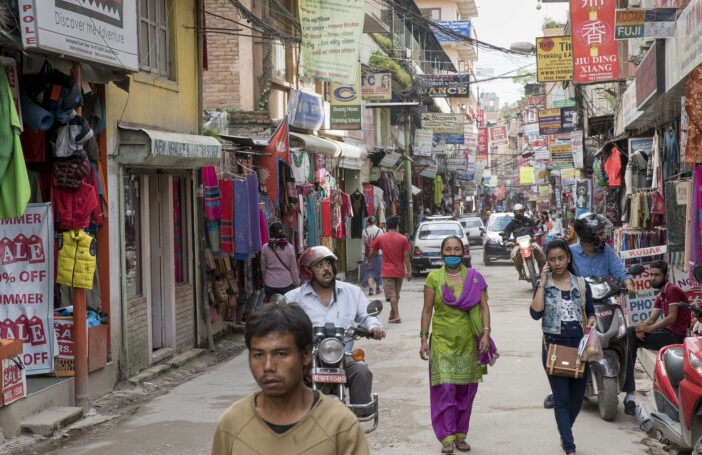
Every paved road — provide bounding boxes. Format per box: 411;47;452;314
49;247;649;454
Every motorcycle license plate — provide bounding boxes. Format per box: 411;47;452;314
311;373;347;383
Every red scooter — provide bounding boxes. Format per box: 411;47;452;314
638;302;702;454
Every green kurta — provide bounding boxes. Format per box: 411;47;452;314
425;266;486;386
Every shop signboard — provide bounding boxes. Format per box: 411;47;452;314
538;107;575;135
2;357;26;405
570;0;620;83
417;74;470;98
465;149;476;179
330;68;362;130
361;73;391;101
419;159;438;179
551;144;573;164
431;20;471;42
414;129;433;156
677;0;702;79
534;162;548;184
464;132;478;152
539;185;551;199
456;171;472;181
476;128;489;162
553;99;576;108
520;166;535;185
571;130;584;168
622;80;643;128
534;146;550;161
422;113;464;144
635;40;665;110
447;158;467;171
623;265;659;324
619;244;667;259
615;9;676;39
288;90;325;131
476;109;485;128
18;0;139;71
489;125;508;145
298;0;364;84
536;36;573;82
561;167;577;186
629;137;654;157
524;123;540;136
0;204;54;375
379;151;402;167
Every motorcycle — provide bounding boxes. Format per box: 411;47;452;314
309;300;383;434
584;264;644;421
507;232;543;289
637;301;702;454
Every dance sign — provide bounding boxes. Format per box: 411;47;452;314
0;204;55;374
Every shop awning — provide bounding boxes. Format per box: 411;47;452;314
118;127;222;168
290;132;338;157
336;139;367;170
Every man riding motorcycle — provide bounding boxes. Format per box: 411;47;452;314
284;246;386;410
543;212;636;409
502;203;545;280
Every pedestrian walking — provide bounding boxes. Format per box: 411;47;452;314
210;303;370;454
419;235;497;454
367;216;411;323
530;238;595;455
260;221;300;300
361;216;383;296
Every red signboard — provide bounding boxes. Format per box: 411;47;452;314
477;128;489;161
489;125;508;145
2;357;26;405
571;0;620;83
476;109;485;128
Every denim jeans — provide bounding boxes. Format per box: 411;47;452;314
542;339;588;454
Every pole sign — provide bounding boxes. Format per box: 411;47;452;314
0;204;55;375
361;73;391;101
536;36;573;82
570;0;620;83
615;8;676;40
413;129;433;156
477;128;489;163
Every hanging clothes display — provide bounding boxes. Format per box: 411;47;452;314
652;130;662;190
219;179;234;252
593;156;608;186
663;128;680;183
315;153;326;183
604;147;623;188
627;150;648;192
666;181;686;253
247;173;262;254
203;166;222;220
613;228;667;265
433;175;443;205
234;178;250;260
350;190;367;238
321;198;331;238
290;149;311;184
373;185;386;224
305;190;319;248
685;67;702;165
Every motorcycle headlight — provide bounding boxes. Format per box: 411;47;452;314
616;311;627;338
517;238;531;248
319;338;344;364
589;283;610;301
690;351;702;377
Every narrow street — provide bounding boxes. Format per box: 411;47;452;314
46;247;648;455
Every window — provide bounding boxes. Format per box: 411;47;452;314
488;216;513;232
124;177;142;299
420;8;441;20
418;223;463;240
139;0;171;77
272;40;286;81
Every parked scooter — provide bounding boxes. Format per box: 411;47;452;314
585;264;645;421
638;301;702;454
309;300;383;434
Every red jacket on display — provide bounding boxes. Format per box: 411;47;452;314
54;182;98;230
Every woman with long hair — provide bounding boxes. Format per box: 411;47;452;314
530;237;595;455
260;221;300;300
420;235;497;454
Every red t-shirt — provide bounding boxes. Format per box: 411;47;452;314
370;231;409;278
654;283;691;336
604;147;623;187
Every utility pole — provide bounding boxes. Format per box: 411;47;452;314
404;108;413;236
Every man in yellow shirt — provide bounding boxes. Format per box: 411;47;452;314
211;303;370;455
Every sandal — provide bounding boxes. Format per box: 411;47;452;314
441;442;455;454
455;440;471;452
388;318;402;324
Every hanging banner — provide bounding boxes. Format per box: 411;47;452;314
524;123;540;136
561;167;577;185
615;9;676;40
571;0;620;83
330;65;362;130
489;125;508;145
414;129;433;156
431;20;471;42
476;109;485;128
534;162;548;184
536;36;574;82
551;144;574;164
361;73;391;101
464;132;478;152
418;159;438;179
0;204;55;375
298;0;365;84
477;128;489;161
447;158;467;171
421;113;464;144
677;0;702;78
571;130;584;168
538;107;575;135
520;166;535;185
417;74;470;97
465;149;476;179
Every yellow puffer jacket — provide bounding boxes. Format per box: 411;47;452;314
57;229;96;289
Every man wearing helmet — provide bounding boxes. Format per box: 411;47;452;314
502;203;544;280
285;246;386;409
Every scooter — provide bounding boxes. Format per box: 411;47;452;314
508;232;543;290
638;301;702;454
584;263;644;421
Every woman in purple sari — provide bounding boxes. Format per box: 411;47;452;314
420;236;497;454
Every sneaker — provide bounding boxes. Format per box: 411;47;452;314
369;289;374;296
544;393;554;409
624;399;636;416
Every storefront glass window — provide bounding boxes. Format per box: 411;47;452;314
124;177;142;299
173;177;186;283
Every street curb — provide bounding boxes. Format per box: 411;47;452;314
19;407;83;437
127;348;207;386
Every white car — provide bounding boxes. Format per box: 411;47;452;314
411;219;471;275
459;216;485;245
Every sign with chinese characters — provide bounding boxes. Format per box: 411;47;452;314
417;74;470;97
18;0;139;71
489;125;508;145
477;128;489;163
536;36;573;82
330;65;362;130
414;129;433;156
476;109;485;128
431;20;471;42
571;0;620;83
361;73;391;101
615;8;676;40
0;204;55;375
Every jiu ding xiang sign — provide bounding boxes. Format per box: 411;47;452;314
570;0;620;83
417;74;470;98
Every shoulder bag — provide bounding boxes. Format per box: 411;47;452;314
544;277;587;379
270;244;296;285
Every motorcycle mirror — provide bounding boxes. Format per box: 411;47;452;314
694;266;702;285
268;294;288;306
367;300;383;317
627;264;645;276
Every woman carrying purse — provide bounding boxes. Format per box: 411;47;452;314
530;238;595;455
261;221;300;300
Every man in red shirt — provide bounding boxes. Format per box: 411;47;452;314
367;216;411;323
622;261;691;415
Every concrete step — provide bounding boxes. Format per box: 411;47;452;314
168;348;206;369
128;348;207;386
19;406;83;436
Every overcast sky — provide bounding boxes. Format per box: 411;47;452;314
471;1;570;106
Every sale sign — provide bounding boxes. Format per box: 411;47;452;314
2;357;26;405
571;0;620;83
0;204;55;374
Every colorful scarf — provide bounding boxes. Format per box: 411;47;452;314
219;179;234;252
438;267;499;366
203;166;221;220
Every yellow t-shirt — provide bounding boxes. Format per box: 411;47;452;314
211;392;370;455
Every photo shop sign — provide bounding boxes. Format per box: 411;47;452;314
0;204;55;374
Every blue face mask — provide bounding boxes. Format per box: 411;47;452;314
443;255;462;269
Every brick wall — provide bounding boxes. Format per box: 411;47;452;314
203;0;240;109
228;111;274;137
175;284;195;351
126;296;148;375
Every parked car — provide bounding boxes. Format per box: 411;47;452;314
412;220;471;275
459;216;485;245
482;212;515;266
